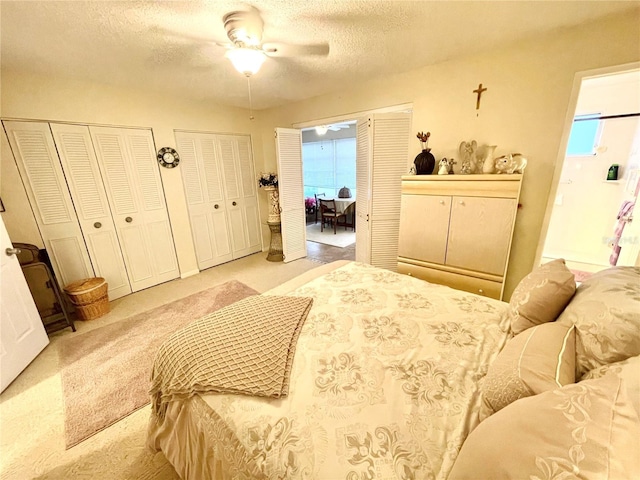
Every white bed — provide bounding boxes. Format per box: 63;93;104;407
147;261;511;478
148;261;640;479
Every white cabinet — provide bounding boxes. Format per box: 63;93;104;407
398;174;522;300
176;131;261;270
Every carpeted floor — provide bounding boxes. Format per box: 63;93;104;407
58;280;257;448
0;253;321;480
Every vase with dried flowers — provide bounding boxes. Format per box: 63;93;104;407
258;173;281;222
414;131;436;175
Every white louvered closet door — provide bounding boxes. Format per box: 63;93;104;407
3;121;94;287
218;135;261;259
275;127;306;263
355;113;412;270
175;131;232;269
50;123;131;300
235;136;262;255
355;118;372;264
89;126;179;292
369;113;412;271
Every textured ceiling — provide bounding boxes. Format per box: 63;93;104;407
1;1;638;110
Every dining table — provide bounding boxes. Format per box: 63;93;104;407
333;198;355;213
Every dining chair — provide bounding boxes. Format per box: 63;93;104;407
314;193;326;224
319;199;346;234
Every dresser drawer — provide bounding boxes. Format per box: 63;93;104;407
397;261;503;300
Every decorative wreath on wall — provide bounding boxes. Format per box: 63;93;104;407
157;147;180;168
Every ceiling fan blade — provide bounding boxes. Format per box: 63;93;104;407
262;43;330;57
223;7;264;46
327;125;341;131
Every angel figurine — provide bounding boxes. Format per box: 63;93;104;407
459;140;479;174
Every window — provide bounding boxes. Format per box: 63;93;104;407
302;138;356;199
566;114;602;156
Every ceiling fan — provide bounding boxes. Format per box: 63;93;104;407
315;122;354;135
218;7;330;76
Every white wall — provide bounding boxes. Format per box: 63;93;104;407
0;71;260;276
255;10;640;299
544;71;640;265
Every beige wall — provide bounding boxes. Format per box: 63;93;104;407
256;10;640;298
2;11;639;296
0;71;261;276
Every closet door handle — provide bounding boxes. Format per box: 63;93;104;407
214;204;219;209
439;200;445;205
232;201;237;206
94;222;102;229
459;200;465;206
5;247;21;256
125;217;133;223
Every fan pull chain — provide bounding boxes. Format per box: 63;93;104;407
246;75;255;121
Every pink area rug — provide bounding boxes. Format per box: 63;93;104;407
57;280;258;448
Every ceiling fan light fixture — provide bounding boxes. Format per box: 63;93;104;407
226;47;266;76
315;125;328;135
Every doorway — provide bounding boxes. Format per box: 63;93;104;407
540;67;640;281
283;106;412;268
301;121;356;259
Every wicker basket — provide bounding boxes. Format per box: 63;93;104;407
63;277;109;320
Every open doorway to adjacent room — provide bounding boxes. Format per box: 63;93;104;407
301;121;357;262
540;67;640;282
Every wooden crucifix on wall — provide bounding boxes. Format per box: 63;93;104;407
473;83;487;110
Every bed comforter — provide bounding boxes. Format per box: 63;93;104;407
147;261;511;479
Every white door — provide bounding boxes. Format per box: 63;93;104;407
175;131;233;269
355;118;372;263
89;126;179;292
3;121;94;287
218;135;261;259
275;127;307;263
355;113;412;270
50;123;131;300
0;216;49;394
235;136;262;256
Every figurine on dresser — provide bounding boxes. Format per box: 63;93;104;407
438;158;450;175
459;140;480;174
495;153;528;174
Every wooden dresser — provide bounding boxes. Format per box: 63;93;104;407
397;174;523;300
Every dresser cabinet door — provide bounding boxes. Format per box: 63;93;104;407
399;194;451;265
446;196;516;275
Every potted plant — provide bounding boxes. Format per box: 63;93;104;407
305;197;316;214
258;173;278;189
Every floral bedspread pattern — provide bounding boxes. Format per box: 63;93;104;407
148;262;511;479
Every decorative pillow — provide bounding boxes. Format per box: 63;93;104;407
450;375;640;480
479;322;575;420
556;266;640;378
581;355;640;416
509;258;576;335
